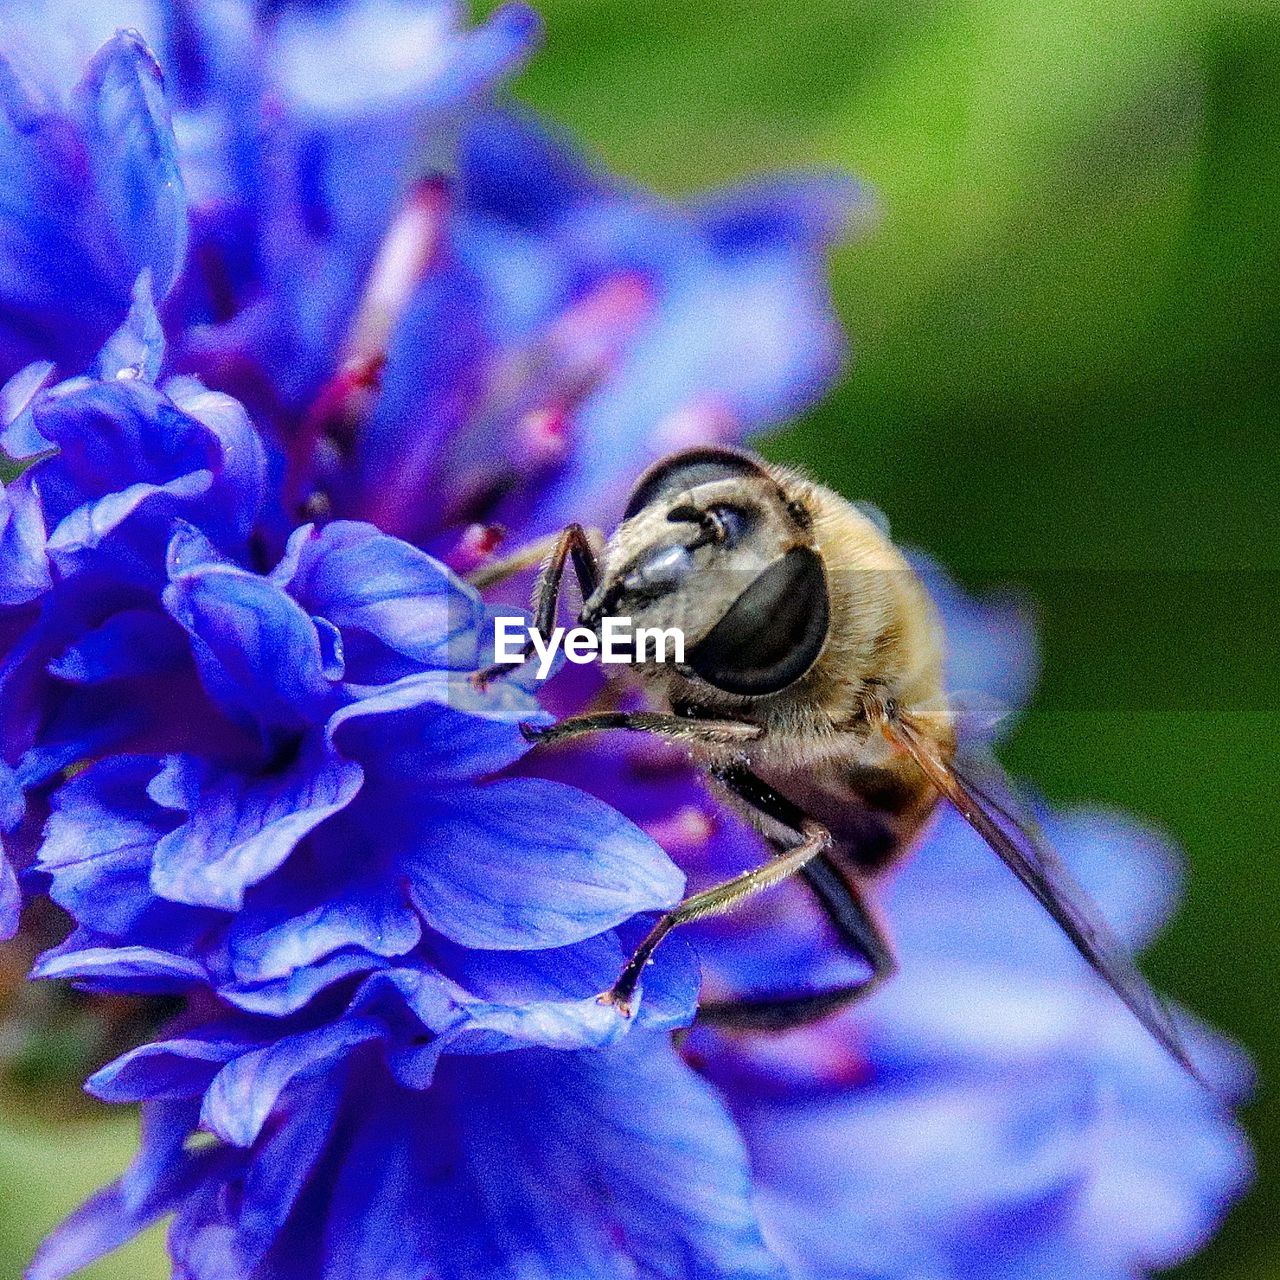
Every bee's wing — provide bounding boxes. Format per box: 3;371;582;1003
884;714;1207;1088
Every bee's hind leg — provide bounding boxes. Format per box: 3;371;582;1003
698;856;897;1031
696;766;898;1032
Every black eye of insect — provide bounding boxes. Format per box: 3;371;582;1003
687;546;830;695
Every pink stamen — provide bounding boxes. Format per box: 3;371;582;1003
445;522;507;574
346;177;450;371
642;805;715;853
289;177;451;516
515;404;571;469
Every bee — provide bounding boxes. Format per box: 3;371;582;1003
471;445;1200;1082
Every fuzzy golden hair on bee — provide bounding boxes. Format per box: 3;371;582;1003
469;444;1209;1089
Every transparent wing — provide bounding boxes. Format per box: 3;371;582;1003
884;714;1207;1088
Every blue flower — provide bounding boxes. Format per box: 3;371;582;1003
0;4;1253;1280
31;1032;780;1280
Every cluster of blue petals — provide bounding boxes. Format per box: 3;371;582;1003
0;3;1252;1279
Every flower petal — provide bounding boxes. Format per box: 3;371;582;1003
149;742;363;910
0;470;49;606
229;869;420;983
74;30;187;300
88;1036;244;1104
319;1037;786;1280
402;777;685;949
282;520;484;669
0;32;186;379
31;944;207;995
0;838;18;939
36;754;171;935
330;671;541;782
201;1018;385;1147
47;608;187;684
163;554;336;734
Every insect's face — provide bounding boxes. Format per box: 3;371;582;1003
583;448;830;696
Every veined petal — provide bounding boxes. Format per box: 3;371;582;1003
148;743;363;910
88;1035;244;1104
0;838;18;939
74;30;187;301
229;870;420;983
0;30;186;380
329;670;542;781
31;944;207;995
281;520;483;667
200;1018;385;1147
0;470;50;605
317;1038;786;1280
36;754;172;935
401;777;685;950
162;555;336;733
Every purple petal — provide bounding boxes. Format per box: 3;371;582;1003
47;608;187;684
318;1038;785;1280
330;671;542;781
222;950;386;1016
74;31;187;299
272;0;539;118
162;554;336;733
148;742;363;909
229;870;420;983
201;1018;385;1147
0;841;18;939
0;471;50;606
95;271;165;382
28;1101;217;1280
88;1035;243;1104
281;520;483;667
0;32;185;379
168;383;268;544
402;777;684;949
0;359;56;457
36;754;171;935
32;944;207;995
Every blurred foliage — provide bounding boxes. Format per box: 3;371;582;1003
3;0;1277;1275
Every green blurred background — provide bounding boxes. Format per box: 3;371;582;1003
2;0;1276;1275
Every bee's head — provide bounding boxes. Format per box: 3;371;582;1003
583;447;830;696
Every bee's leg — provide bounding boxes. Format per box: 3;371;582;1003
601;817;832;1018
696;766;897;1032
697;858;896;1031
521;711;761;747
471;523;601;687
467;530;558;590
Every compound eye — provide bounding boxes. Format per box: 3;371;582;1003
686;546;829;695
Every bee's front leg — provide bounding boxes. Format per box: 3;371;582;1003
519;711;762;748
